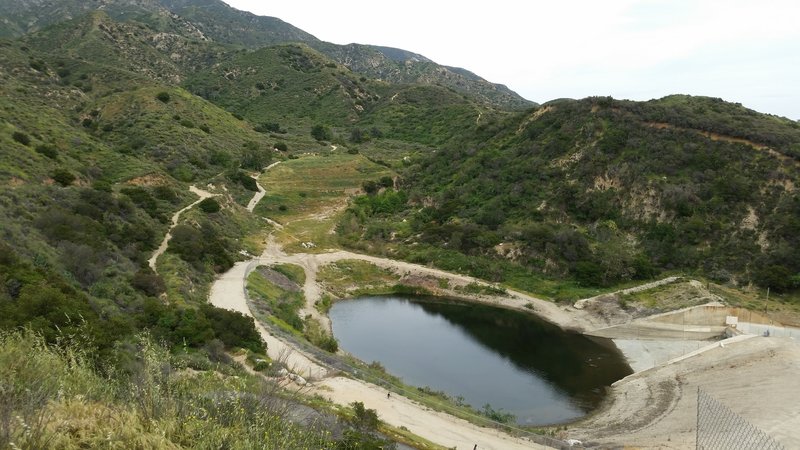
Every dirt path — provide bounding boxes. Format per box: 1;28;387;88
209;260;328;380
316;377;541;450
246;161;281;213
210;238;800;448
148;185;215;273
255;238;597;334
209;243;548;449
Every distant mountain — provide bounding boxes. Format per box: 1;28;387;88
0;0;317;45
0;0;533;110
310;42;534;110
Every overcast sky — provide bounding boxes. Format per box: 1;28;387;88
223;0;800;120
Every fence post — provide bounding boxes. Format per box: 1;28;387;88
696;386;700;450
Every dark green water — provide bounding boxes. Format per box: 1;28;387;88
329;295;632;425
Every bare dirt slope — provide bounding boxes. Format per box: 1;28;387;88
568;336;800;448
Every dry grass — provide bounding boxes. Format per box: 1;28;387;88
254;153;393;252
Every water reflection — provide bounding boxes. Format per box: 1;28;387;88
329;295;632;425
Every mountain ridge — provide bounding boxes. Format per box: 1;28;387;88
0;0;534;110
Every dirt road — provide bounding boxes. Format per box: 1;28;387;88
148;185;215;273
255;237;598;334
209;245;548;449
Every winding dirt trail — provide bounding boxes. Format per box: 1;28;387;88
246;161;281;213
148;185;215;273
209;240;549;449
254;238;597;334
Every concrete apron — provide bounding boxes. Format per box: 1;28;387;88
587;303;799;373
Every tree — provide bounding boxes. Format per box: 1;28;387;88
12;131;31;146
311;124;332;141
198;198;221;213
349;128;366;143
51;169;75;186
378;176;394;188
362;180;378;195
240;142;271;171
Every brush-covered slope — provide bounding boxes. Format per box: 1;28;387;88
339;96;800;296
184;42;511;147
355;83;515;147
184;43;375;126
20;10;228;83
0;0;533;111
0;0;316;46
0;21;274;358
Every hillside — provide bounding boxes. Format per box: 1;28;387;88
339;96;800;298
183;43;374;127
310;42;535;110
0;12;281;357
0;0;532;111
2;1;800;448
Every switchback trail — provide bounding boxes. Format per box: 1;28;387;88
148;185;215;273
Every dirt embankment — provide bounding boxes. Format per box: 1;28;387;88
212;188;800;449
568;336;800;448
210;252;550;449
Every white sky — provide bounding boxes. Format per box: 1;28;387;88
223;0;800;120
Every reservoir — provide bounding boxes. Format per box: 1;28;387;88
329;295;632;425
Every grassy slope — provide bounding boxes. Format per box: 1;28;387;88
255;152;394;252
0;329;398;449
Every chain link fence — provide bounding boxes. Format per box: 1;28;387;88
696;387;784;450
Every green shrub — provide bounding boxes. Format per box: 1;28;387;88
155;91;170;103
132;269;167;297
254;122;285;134
311;124;332;141
29;59;45;72
51;169;75;186
350;401;379;431
198;197;221;213
12;131;30;146
35;144;57;159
